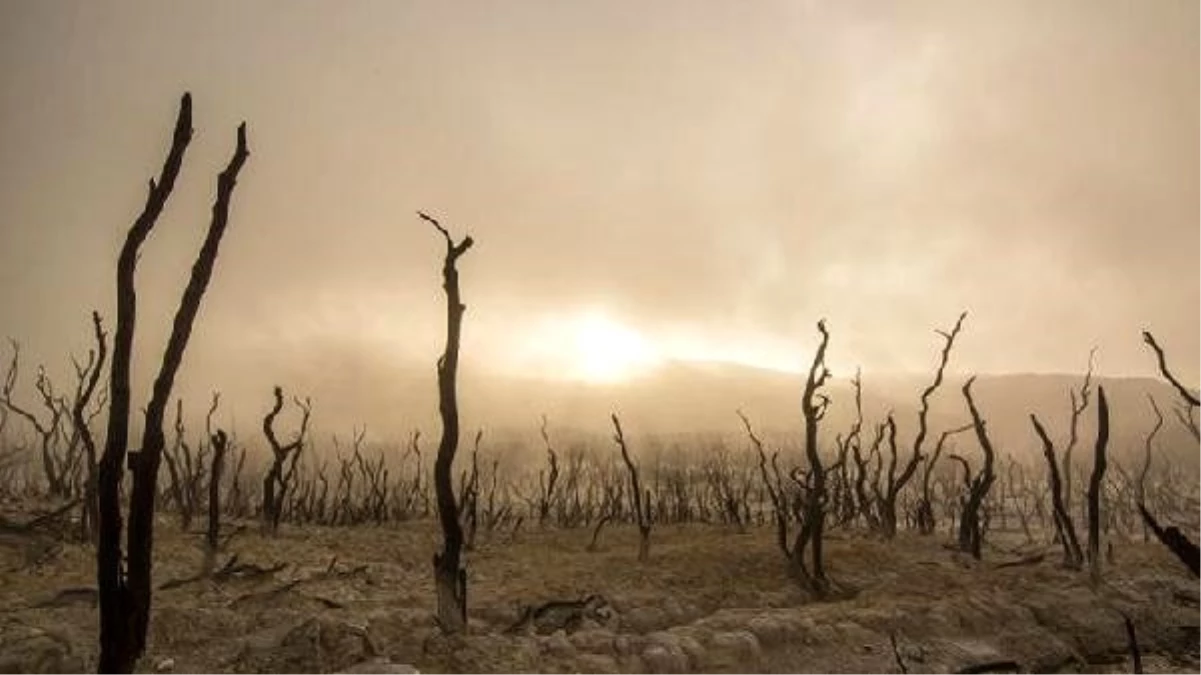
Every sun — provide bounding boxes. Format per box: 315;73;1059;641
504;308;808;383
566;311;661;383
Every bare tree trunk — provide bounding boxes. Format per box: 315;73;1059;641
73;312;107;543
612;414;651;562
1137;502;1199;576
1134;394;1162;543
421;211;473;635
881;312;966;537
958;377;996;560
793;320;831;592
1087;386;1109;585
260;386;311;534
1062;350;1096;521
98;95;248;673
1031;414;1083;568
205;429;227;573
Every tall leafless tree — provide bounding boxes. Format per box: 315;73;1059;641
97;93;249;673
1062;349;1096;517
792;319;832;591
421;210;473;634
1031;414;1084;568
612;413;652;561
1137;394;1163;542
73;312;108;542
878;312;966;537
957;376;997;559
1086;386;1110;585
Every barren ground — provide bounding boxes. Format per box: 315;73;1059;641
2;513;1198;673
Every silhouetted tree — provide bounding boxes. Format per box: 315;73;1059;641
538;415;559;526
792;319;832;592
1061;349;1096;518
421;210;473;634
957;376;996;559
261;386;312;534
72;312;107;543
1137;394;1162;542
916;422;972;535
1030;414;1084;568
878;312;966;537
612;413;652;561
2;342;68;497
1136;330;1199;575
97;93;249;673
1086;386;1109;584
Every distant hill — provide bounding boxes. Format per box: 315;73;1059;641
166;338;1199;471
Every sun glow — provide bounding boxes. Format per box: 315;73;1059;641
506;308;815;383
565;311;662;382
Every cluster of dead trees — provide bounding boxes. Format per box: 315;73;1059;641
1;93;1197;669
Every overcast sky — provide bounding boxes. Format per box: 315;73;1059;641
0;0;1196;405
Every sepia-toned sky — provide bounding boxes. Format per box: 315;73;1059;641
0;0;1197;411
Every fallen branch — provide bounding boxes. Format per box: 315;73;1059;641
993;552;1046;569
1137;502;1199;576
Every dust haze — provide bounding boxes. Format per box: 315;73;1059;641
0;0;1197;438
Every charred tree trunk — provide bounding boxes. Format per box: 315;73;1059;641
260;386;311;534
881;312;966;537
792;320;831;592
917;423;972;536
421;211;473;635
612;414;651;562
98;94;248;673
1062;350;1096;522
205;428;227;572
73;312;107;543
1137;502;1199;576
740;410;788;557
538;415;559;526
958;377;996;560
1087;386;1109;585
1031;414;1083;568
1137;394;1162;544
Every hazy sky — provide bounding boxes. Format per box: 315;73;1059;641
0;0;1197;406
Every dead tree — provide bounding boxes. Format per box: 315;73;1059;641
1030;414;1084;568
97;93;249;673
1143;329;1201;403
612;413;652;561
853;418;884;530
1086;386;1109;584
537;415;560;526
1061;349;1096;518
1136;330;1199;575
740;410;788;555
916;423;973;535
791;319;832;591
163;399;207;531
879;312;966;537
260;386;312;533
1137;502;1199;576
957;376;997;559
72;313;107;542
421;210;473;635
206;427;228;572
833;370;865;528
2;343;69;497
1137;394;1162;542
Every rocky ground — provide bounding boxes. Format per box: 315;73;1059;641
1;512;1198;673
